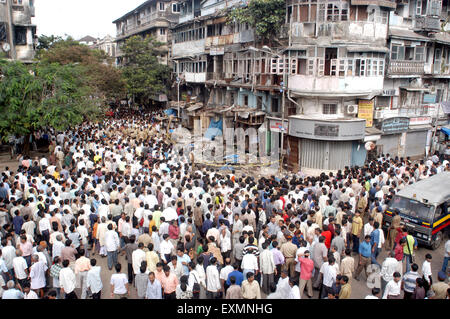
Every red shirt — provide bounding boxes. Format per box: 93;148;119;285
394;243;404;261
321;231;332;249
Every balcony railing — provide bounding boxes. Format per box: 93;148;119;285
414;16;441;31
388;61;425;75
206;72;225;81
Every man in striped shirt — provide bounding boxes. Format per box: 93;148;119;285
401;263;420;299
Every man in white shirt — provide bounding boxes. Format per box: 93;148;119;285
52;235;65;259
132;243;147;278
382;272;402;299
259;242;276;295
160;234;174;263
365;287;381;299
241;251;259;280
320;256;339;299
13;249;29;288
59;259;77;299
219;258;234;294
104;224;120;271
86;259;103;299
422;254;433;285
380;251;401;293
206;257;221;299
110;263;129;299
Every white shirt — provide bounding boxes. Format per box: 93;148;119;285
288;285;301;299
30;261;48;289
160;240;174;261
219;265;234;281
380;257;400;282
110;273;128;295
206;265;221;292
260;249;276;274
132;249;146;275
422;260;432;283
364;223;374;237
24;290;39;299
86;266;103;294
12;256;28;280
59;267;76;293
241;253;258;271
321;262;338;287
104;230;120;252
382;279;401;299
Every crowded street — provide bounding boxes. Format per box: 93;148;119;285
0;108;448;300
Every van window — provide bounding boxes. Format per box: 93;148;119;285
434;201;448;222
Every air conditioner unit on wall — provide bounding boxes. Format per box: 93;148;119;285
374;110;383;119
346;105;358;114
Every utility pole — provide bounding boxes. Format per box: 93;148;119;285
280;54;286;174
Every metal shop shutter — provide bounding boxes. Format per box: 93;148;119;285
405;130;428;158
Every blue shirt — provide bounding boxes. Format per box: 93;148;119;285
12;216;23;235
370;229;380;247
226;270;244;286
177;254;191;276
145;279;162;299
201;220;212;234
359;241;372;258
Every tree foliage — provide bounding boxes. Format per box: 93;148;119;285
0;59;103;142
228;0;286;44
120;35;171;104
38;37;126;101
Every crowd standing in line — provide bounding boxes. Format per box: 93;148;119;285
0;108;449;300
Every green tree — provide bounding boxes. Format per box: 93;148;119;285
38;38;126;101
120;35;171;105
0;59;102;153
228;0;286;44
36;34;64;52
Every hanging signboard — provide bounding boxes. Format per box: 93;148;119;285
358;99;374;128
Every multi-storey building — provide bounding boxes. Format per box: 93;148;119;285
92;35;117;62
168;0;450;172
0;0;36;63
113;0;180;66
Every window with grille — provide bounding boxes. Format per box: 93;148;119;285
323;103;337;115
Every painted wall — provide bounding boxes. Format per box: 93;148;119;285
172;39;206;58
288;75;384;94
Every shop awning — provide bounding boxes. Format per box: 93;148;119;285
186;104;203;112
347;46;390;53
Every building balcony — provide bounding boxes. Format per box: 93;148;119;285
12;5;33;25
387;61;425;76
413;16;441;31
350;0;396;9
185;72;206;83
206;72;224;81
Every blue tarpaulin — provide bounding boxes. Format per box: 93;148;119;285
441;126;450;136
164;109;177;116
204;118;223;140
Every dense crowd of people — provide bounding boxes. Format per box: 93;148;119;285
0;108;449;300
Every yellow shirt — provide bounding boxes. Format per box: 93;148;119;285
351;216;363;236
339;283;351;299
52;171;60;180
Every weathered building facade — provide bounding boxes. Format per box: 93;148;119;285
113;0;180;66
167;0;450;172
0;0;36;63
